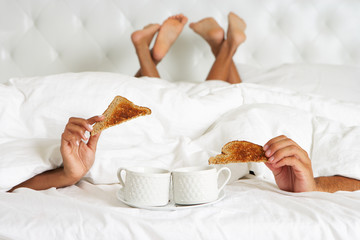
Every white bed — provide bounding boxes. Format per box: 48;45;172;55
1;0;360;239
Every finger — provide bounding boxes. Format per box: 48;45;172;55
66;122;88;140
263;135;288;151
68;117;94;132
264;162;282;176
87;115;105;126
87;131;101;151
272;156;308;174
61;131;80;147
265;138;301;158
269;145;308;165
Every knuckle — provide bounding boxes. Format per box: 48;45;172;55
70;135;77;142
273;151;282;159
64;123;71;130
288;145;297;152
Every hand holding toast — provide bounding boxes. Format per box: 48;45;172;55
61;116;105;182
9;115;105;192
60;96;151;183
264;135;316;192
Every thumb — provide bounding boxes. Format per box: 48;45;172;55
87;131;101;151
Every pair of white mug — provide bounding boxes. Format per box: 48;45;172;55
118;166;231;206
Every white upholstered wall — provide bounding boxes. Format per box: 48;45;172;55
1;0;360;83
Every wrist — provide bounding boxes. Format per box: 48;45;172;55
313;178;323;192
61;167;83;186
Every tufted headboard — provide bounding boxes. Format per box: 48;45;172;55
1;0;359;83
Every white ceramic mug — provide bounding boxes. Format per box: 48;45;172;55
117;167;171;207
172;166;231;205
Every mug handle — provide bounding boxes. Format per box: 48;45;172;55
216;167;231;194
117;168;126;187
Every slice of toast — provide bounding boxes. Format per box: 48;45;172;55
209;140;268;164
91;96;151;136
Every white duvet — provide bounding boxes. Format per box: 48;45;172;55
1;64;360;239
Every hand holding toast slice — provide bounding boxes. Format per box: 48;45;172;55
91;96;151;136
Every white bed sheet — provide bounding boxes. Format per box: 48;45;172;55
1;177;360;240
1;64;360;239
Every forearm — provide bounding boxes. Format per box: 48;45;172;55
8;167;79;192
315;176;360;193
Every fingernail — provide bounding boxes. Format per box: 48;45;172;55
265;150;271;157
88;124;93;131
269;156;274;162
263;144;268;151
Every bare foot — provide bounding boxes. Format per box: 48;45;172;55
131;24;161;49
152;14;188;62
189;17;224;54
227;12;246;53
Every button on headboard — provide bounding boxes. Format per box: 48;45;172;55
0;0;359;83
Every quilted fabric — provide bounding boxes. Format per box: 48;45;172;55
0;0;360;83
